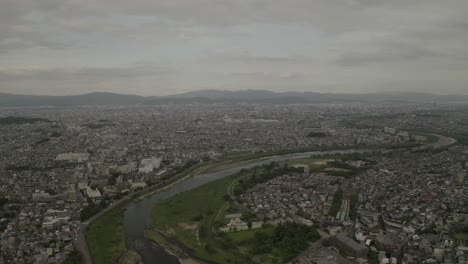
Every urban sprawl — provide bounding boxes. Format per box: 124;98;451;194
0;103;467;263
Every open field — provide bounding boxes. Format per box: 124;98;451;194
85;159;217;263
412;132;440;144
86;205;126;264
149;173;243;263
226;225;275;242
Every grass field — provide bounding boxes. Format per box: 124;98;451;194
226;225;275;242
62;250;83;264
412;132;439;144
86;205;126;264
149;173;243;262
85;161;209;263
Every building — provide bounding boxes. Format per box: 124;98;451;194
32;191;51;201
86;187;102;200
138;157;161;173
298;246;354;264
55;153;89;162
375;234;399;252
329;233;368;258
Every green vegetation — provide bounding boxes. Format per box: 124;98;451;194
148;165;320;263
411;132;439;144
86;205;127;264
296;208;312;220
247;222;319;262
80;198;110;221
453;226;468;240
62;250;83;264
225;225;275;242
287;154;371;178
324;160;365;178
85;159;206;263
149;172;253;263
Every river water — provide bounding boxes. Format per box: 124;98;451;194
122;149;378;263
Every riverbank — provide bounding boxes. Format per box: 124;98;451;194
84;161;213;264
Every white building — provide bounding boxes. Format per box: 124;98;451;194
138;157;161;173
86;187;102;199
32;191;51;201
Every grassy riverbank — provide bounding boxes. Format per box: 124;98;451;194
85;161;211;263
85;154;276;263
149;173;241;263
86;205;127;263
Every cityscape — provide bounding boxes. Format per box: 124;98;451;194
1;0;468;263
0;100;467;263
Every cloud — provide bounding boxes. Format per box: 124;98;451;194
0;0;467;94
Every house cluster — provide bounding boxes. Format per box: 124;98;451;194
350;146;468;263
239;172;345;226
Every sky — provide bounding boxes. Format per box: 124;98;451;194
0;0;467;96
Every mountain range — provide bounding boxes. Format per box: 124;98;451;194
0;90;467;107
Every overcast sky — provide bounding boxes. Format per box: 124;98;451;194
1;0;467;96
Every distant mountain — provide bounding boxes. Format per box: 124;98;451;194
1;90;467;107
